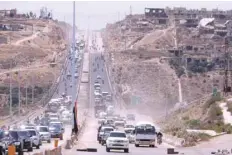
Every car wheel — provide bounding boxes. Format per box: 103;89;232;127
36;144;40;149
106;147;110;152
47;140;51;143
28;147;33;152
150;145;155;148
135;144;139;147
60;135;63;140
124;148;129;153
0;150;5;155
18;150;24;155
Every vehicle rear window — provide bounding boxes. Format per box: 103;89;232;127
126;125;134;128
28;130;36;136
104;128;114;132
110;132;126;138
39;127;48;132
0;131;4;139
125;129;133;134
18;131;30;137
25;127;35;129
50;124;61;130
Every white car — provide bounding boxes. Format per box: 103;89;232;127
26;129;41;149
97;75;101;79
99;126;114;143
98;118;106;124
36;126;51;143
106;131;129;153
67;72;71;77
124;124;135;129
128;131;135;143
124;128;135;143
74;73;79;78
64;96;72;104
49;117;59;124
114;121;125;128
61;111;72;123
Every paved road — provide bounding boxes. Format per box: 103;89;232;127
24;31;85;155
64;31;232;155
63;31;174;155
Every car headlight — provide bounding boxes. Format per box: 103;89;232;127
14;142;20;146
107;140;114;143
0;142;5;147
123;140;129;143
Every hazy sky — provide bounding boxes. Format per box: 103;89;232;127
0;1;232;30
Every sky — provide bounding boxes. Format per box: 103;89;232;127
0;1;232;30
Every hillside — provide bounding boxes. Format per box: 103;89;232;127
0;18;72;116
102;14;226;128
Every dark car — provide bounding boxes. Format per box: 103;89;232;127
0;130;7;155
49;124;63;140
5;130;33;154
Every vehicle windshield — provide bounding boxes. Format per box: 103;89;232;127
125;129;134;134
125;125;134;128
28;130;36;136
25;126;35;129
9;131;18;139
39;127;49;132
102;92;108;96
49;124;62;131
135;126;156;134
0;131;4;139
110;132;126;138
103;128;114;132
18;131;30;137
115;122;124;125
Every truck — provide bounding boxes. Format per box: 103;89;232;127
94;104;106;118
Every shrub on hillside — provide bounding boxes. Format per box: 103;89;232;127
203;92;222;111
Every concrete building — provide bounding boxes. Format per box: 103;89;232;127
144;8;169;25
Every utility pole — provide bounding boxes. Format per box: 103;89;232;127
26;82;28;108
72;1;78;135
9;59;12;117
32;76;34;105
130;5;132;15
17;72;21;116
223;37;231;96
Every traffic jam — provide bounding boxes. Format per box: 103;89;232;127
0;38;85;155
91;39;164;153
0;96;73;155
